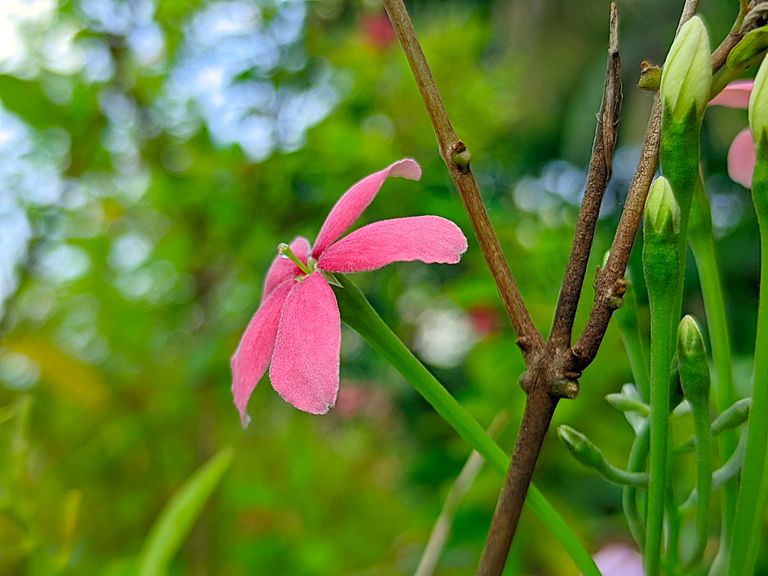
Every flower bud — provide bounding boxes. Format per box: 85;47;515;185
661;16;712;123
749;53;768;143
645;176;680;239
677;314;711;407
557;425;603;470
558;425;649;486
711;397;751;436
605;392;650;417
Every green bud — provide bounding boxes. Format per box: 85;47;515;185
605;392;651;418
645;176;680;239
711;397;751;436
750;53;768;143
558;425;649;486
711;28;768;97
661;16;711;123
558;425;603;470
677;315;710;407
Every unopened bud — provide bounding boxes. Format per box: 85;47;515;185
661;16;712;123
677;315;710;407
557;425;603;470
711;397;751;436
750;53;768;142
645;177;680;239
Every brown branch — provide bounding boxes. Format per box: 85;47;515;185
478;8;621;573
571;0;750;370
478;385;558;576
549;3;622;350
676;0;702;35
570;95;661;370
383;0;746;574
383;0;544;357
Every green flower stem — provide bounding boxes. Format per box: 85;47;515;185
623;421;650;549
616;273;651;401
682;432;747;511
643;292;676;576
332;275;600;576
730;140;768;576
688;176;738;571
558;425;648;486
660;110;701;315
665;487;681;573
643;175;682;576
415;411;509;576
676;397;750;453
677;315;713;569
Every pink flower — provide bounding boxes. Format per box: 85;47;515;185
591;543;644;576
710;80;756;188
231;159;468;423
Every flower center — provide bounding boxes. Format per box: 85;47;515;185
278;243;317;279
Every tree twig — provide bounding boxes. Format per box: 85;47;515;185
571;95;661;370
382;0;544;357
571;0;743;370
478;8;622;574
478;385;558;575
549;3;622;350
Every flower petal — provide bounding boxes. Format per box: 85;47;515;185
312;159;422;258
710;80;753;109
262;236;310;302
318;216;468;273
728;128;756;188
231;281;293;426
270;272;341;414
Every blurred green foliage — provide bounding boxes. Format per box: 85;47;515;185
0;0;760;574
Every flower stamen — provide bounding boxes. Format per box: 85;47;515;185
278;243;312;276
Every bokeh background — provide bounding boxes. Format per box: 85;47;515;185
0;0;760;574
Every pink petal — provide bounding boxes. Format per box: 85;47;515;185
262;236;310;302
311;159;422;258
317;216;468;273
728;128;756;188
269;272;341;414
231;281;293;426
709;80;754;109
592;544;644;576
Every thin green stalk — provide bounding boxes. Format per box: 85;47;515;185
415;412;509;576
677;315;713;569
729;142;768;574
644;295;676;576
688;177;737;574
682;432;747;510
332;275;600;576
616;272;651;401
558;425;648;486
642;177;682;576
623;421;650;549
666;486;681;574
685;408;712;569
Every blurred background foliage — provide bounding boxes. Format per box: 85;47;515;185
0;0;760;574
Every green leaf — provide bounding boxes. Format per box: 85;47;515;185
137;448;234;576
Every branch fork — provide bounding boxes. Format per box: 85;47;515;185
382;0;746;573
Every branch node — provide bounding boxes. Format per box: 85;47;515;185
552;377;580;400
449;141;472;174
639;60;662;91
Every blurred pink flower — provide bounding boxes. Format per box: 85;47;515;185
591;543;644;576
334;381;393;420
361;12;396;49
709;80;756;188
231;159;468;423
